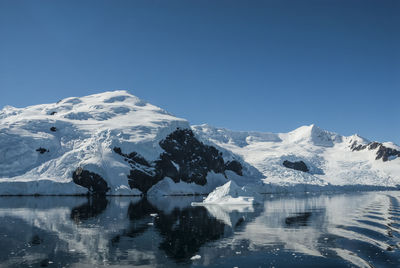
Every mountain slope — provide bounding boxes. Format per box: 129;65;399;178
192;124;400;189
0;91;246;195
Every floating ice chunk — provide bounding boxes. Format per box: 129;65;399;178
192;181;262;206
190;255;201;260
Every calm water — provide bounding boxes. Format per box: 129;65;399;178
0;191;399;267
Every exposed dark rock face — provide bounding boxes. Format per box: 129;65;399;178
128;169;159;194
72;167;110;195
376;146;400;162
282;160;309;172
113;128;243;193
225;160;243;176
50;127;57;132
113;147;150;166
113;147;160;193
351;141;400;162
36;147;49;154
50;111;57;115
158;128;226;183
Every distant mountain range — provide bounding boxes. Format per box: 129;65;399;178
0;91;398;195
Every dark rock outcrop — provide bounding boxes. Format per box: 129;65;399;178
158;128;226;184
376;146;400;162
36;147;49;154
225;160;243;176
72;167;110;195
113;147;150;166
50;127;57;132
282;160;309;172
113;128;243;194
351;141;400;162
128;169;159;194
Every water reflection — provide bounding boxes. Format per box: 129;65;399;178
70;196;109;223
285;211;313;227
211;192;400;267
0;214;82;267
155;204;226;262
0;192;399;267
110;198;233;262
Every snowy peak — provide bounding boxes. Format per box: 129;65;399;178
1;90;189;146
286;124;342;147
20;91;172;119
193;123;400;188
347;134;370;146
1;90;170;123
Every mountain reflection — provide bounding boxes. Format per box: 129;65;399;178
70;196;109;223
110;198;157;241
155;205;226;262
111;198;228;263
285;212;312;227
1;192;398;267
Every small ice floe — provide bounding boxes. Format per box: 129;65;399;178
190;255;201;260
192;181;262;206
150;213;158;217
147;222;154;226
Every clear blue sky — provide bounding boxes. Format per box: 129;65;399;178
1;0;399;143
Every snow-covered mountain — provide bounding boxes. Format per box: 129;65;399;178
0;91;246;195
0;90;399;195
192;124;400;190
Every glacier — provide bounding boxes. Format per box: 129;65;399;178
193;124;400;191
